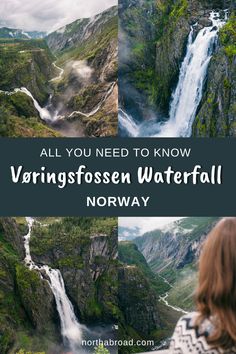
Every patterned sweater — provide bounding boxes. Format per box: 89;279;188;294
169;312;235;353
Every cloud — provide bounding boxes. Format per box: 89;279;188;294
0;0;117;32
119;217;186;236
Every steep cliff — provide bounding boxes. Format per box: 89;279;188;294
0;38;61;137
118;265;161;353
119;0;159;121
0;217;118;353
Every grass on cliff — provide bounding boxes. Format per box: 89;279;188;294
0;106;61;137
220;13;236;60
56;16;117;64
30;217;117;259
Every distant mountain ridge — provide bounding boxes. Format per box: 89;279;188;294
46;6;118;54
0;27;45;39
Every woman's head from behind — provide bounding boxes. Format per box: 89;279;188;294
196;217;236;349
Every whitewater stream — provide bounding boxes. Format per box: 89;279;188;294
119;10;228;137
158;275;187;314
24;218;84;353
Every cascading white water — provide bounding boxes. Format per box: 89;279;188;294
154;10;227;137
24;217;83;354
0;62;115;125
119;108;139;137
119;11;228;138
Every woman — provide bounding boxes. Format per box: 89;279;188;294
169;218;236;353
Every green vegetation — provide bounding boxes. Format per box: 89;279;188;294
94;344;110;354
30;217;117;259
220;14;236;60
0;106;61;137
0;217;118;353
0;219;58;353
30;217;118;324
119;241;169;294
16;350;45;354
56;16;117;65
0;39;54;102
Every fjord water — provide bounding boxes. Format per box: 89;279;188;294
119;11;227;137
24;218;84;354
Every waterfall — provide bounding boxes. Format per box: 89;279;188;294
118;108;139;137
24;218;83;354
0;80;116;124
154;11;227;137
119;11;227;138
16;88;54;121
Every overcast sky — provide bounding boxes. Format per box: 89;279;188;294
119;217;185;235
0;0;117;32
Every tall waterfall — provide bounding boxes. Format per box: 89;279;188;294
155;11;227;137
119;11;227;137
24;218;83;354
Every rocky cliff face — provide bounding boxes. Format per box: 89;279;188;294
119;0;159;121
153;0;233;113
0;39;54;104
135;217;218;275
